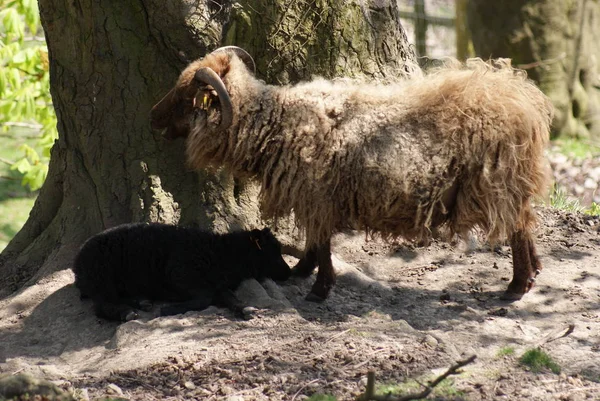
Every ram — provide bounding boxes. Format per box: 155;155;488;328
74;223;291;321
151;47;552;302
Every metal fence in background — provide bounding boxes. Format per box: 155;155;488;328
398;0;471;60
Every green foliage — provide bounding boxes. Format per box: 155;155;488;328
496;346;516;357
549;185;584;213
0;0;56;191
0;128;37;252
376;378;463;398
554;138;600;160
519;348;561;374
586;202;600;216
548;185;600;216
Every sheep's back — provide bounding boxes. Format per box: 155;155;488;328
282;61;552;244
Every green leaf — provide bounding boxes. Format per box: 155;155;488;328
1;0;54;192
10;157;32;174
8;68;21;90
19;143;40;163
0;99;16;117
2;8;25;41
0;70;6;96
27;163;48;190
11;51;27;65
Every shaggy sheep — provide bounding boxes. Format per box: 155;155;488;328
150;47;553;302
73;223;291;321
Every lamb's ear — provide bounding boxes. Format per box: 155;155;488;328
249;229;263;250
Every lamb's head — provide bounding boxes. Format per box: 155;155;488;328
248;228;291;282
150;46;255;140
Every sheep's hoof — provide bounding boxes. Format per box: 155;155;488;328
500;291;524;301
242;306;258;320
137;299;153;311
305;292;326;303
123;310;139;321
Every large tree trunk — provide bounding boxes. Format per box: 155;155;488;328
467;0;600;139
0;0;416;296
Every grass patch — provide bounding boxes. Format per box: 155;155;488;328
0;128;38;252
497;346;516;357
586;202;600;216
0;197;35;251
553;138;600;160
547;185;600;216
548;185;584;213
519;348;561;374
376;377;463;398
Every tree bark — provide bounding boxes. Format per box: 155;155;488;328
0;0;416;295
467;0;600;139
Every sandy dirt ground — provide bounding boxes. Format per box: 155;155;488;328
0;207;599;400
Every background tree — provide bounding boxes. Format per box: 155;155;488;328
467;0;600;139
0;0;416;296
0;0;56;191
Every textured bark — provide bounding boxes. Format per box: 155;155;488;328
467;0;600;139
0;0;415;295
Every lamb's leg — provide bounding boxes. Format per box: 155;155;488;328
214;289;256;320
306;239;336;302
291;245;318;277
124;297;153;311
501;230;541;301
160;289;215;316
93;300;139;322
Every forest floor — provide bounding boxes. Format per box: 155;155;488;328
0;206;598;401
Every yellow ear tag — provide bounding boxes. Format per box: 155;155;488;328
203;94;209;110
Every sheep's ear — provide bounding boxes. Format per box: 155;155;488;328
211;46;256;74
150;88;177;130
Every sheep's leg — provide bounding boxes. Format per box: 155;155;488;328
306;239;336;302
501;230;541;301
291;245;318;277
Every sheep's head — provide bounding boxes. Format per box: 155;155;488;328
150;46;255;140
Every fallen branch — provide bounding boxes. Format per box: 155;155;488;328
535;324;575;348
0;157;15;166
0;122;44;130
356;355;477;401
516;53;566;70
291;379;322;401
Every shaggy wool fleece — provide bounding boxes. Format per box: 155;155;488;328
179;54;552;247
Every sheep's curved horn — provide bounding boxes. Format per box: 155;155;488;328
150;88;176;129
211;46;256;74
194;67;233;131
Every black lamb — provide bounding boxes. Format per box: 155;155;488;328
73;223;291;322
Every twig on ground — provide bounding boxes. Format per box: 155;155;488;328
291;379;321;401
356;355;477;401
326;329;352;343
535;324;575;348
